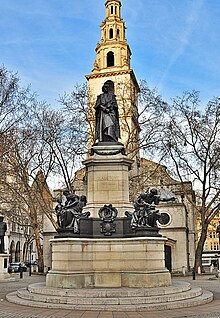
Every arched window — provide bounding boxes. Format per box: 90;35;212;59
109;28;113;39
107;51;114;67
115;6;117;15
15;241;20;262
111;6;114;14
9;241;15;263
23;242;28;261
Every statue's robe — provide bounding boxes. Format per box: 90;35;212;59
95;92;120;142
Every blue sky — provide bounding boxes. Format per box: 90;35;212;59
0;0;219;107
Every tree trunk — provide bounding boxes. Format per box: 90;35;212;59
194;223;208;273
33;225;44;273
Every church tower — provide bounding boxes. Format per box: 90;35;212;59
86;0;140;166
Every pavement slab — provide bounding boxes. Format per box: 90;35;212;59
1;273;220;318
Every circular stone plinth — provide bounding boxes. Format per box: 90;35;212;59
6;281;213;311
91;142;125;155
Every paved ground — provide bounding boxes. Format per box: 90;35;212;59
1;273;220;318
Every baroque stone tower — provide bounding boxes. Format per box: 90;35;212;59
86;0;140;167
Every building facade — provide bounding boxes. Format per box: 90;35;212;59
138;159;197;272
198;215;220;271
0;135;37;267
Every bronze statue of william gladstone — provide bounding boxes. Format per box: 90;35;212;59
95;83;121;142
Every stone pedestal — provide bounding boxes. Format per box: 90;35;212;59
48;144;171;290
46;237;171;288
83;149;134;217
0;254;10;280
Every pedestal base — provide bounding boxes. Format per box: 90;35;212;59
55;217;161;238
46;237;171;288
0;254;10;280
83;149;134;218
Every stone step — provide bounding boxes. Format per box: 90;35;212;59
6;290;213;311
28;280;191;298
16;286;202;305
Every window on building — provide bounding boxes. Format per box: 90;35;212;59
115;6;117;14
210;242;213;250
209;232;213;238
158;212;171;226
213;232;216;238
117;29;120;38
12;222;16;232
109;28;113;39
204;242;208;250
214;242;219;250
107;51;115;67
111;6;114;14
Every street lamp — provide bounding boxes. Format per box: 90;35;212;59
216;224;220;278
29;243;32;276
215;254;220;278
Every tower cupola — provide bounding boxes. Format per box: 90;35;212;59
105;0;122;20
91;0;131;73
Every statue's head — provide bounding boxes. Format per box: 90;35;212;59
150;188;158;195
102;83;109;93
63;190;70;197
63;190;78;202
57;197;62;204
70;194;79;201
63;190;72;198
140;192;146;199
80;195;87;203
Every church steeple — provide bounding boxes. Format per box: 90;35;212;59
86;1;140;167
103;0;124;42
105;0;121;19
92;0;131;72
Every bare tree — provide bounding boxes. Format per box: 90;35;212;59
161;91;220;272
59;83;89;155
5;65;218;274
138;80;169;155
59;80;168;158
0;65;35;134
0;67;65;271
0;119;56;272
58;80;173;202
